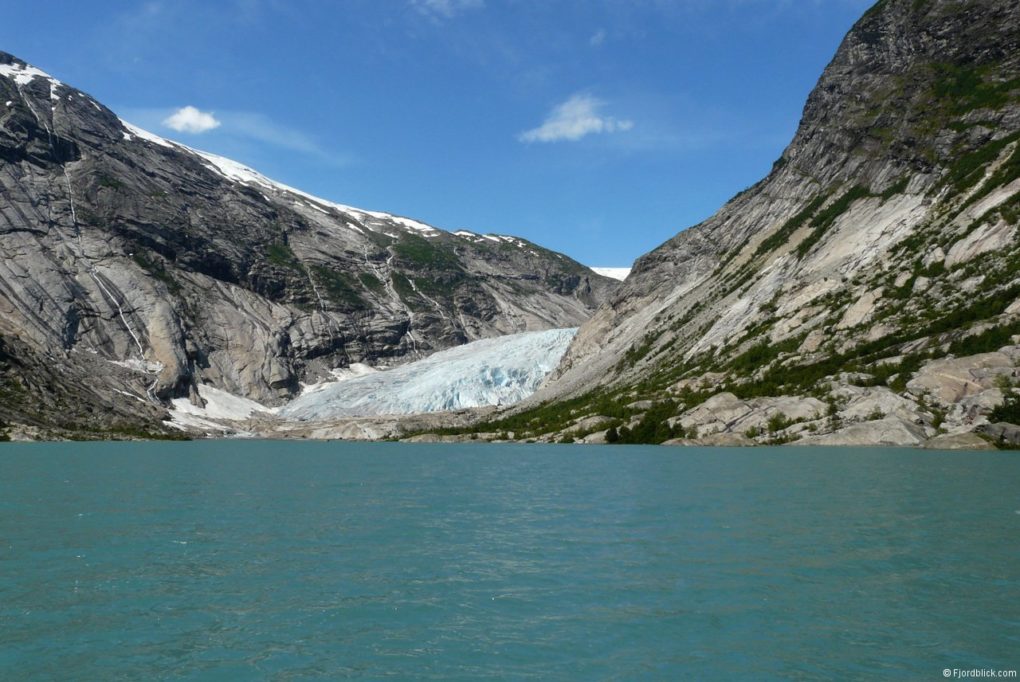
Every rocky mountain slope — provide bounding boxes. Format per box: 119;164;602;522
446;0;1020;448
0;52;616;438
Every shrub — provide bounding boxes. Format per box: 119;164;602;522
990;391;1020;425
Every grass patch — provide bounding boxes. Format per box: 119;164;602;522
266;242;302;270
941;131;1020;197
613;400;687;444
754;192;829;257
393;234;463;271
947;319;1020;356
131;252;180;293
310;266;367;310
359;272;385;294
727;335;802;374
413;273;468;299
930;63;1020;116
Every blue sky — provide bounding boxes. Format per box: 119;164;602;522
1;0;873;267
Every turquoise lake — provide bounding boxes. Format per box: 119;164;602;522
1;442;1018;679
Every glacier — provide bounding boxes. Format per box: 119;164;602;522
589;267;631;281
278;328;577;421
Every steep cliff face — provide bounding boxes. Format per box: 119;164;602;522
0;52;615;436
497;0;1020;445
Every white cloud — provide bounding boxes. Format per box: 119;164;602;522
163;106;221;134
589;29;607;47
410;0;484;19
518;94;633;144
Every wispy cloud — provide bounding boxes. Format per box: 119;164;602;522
163;105;221;133
221;111;324;156
589;29;607;47
120;107;350;166
410;0;484;20
518;94;633;144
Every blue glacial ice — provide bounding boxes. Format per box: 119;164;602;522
279;328;577;420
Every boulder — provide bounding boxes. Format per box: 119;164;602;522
922;432;996;450
837;288;883;330
676;392;751;435
945;221;1015;268
907;352;1015;405
835;386;925;424
975;422;1020;447
697;432;755;447
797;417;930;447
564;414;616;435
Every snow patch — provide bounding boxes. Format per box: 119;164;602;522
171;384;273;421
590;267;631;281
120;120;176;148
279;328;577;420
0;62;61;87
109;358;165;374
390;216;439;235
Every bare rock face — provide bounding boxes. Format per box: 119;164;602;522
0;53;616;436
798;418;933;447
922;432;996;450
507;0;1020;448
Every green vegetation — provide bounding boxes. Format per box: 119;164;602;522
621;331;663;368
960;142;1020;210
613;400;687;444
96;174;124;190
752;182;902;261
72;423;191;441
930;63;1020;116
413;273;468;299
880;176;910;200
990;391;1020;425
266;242;302;270
390;272;427;311
796;185;872;258
132;252;180;293
393;234;462;270
727;335;802;375
754;193;829;257
947;319;1020;356
310;266;367;310
767;412;794;433
425;388;637;441
358;272;385;294
1000;192;1020;225
940;131;1020;196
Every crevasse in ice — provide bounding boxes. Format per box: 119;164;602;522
278;328;577;420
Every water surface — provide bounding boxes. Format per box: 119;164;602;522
1;442;1018;679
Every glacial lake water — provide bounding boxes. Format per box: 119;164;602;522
1;442;1018;680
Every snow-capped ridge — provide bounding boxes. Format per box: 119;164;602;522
452;230;535;250
117;118;443;237
0;61;61;88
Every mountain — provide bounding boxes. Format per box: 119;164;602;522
452;0;1020;448
0;52;616;438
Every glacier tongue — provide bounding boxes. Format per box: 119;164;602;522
280;328;577;420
